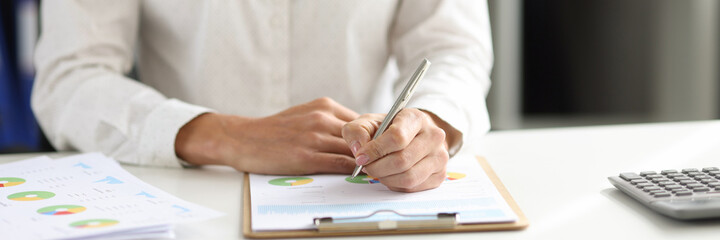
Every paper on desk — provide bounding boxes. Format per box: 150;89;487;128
250;154;517;231
0;153;224;239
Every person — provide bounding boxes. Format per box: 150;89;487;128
32;1;492;193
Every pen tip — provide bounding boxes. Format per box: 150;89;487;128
351;167;362;178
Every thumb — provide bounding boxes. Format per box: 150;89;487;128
341;114;384;164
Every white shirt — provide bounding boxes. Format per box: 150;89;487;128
32;0;493;168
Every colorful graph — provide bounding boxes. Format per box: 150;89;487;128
7;191;56;201
345;175;380;184
37;205;87;216
0;177;26;187
70;219;119;229
268;177;313;186
446;172;466;181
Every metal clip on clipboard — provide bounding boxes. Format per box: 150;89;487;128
313;210;457;232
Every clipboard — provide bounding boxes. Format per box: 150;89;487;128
242;156;529;238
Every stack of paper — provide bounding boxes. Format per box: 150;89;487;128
0;153;224;239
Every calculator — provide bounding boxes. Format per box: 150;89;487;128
608;167;720;220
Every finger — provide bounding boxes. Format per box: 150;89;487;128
303;152;357;174
377;150;448;190
387;170;447;193
301;112;348;137
306;97;359;122
356;109;424;165
341;114;384;157
362;134;434;178
310;134;353;156
329;103;360;122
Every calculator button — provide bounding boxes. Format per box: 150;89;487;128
679;180;696;185
708;170;720;176
674;191;693;196
651;178;671;183
686;183;705;189
687;172;705;177
644;186;662;192
666;173;684;178
645;174;667;181
649;189;665;194
682;168;699;173
630;179;648;185
673;177;692;181
694;175;711;180
636;183;654;188
640;171;657;176
656;181;674;186
693;187;710;192
620;173;643;181
653;192;671;198
661;170;678;175
665;185;682;190
701;179;719;184
708;182;720;187
702;167;719;172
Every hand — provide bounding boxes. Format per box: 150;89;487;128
175;97;360;175
342;108;461;192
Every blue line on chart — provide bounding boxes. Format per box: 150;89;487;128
94;176;123;184
172;205;191;213
74;162;91;169
136;191;156;198
257;198;495;215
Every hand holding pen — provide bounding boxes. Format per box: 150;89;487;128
342;59;458;192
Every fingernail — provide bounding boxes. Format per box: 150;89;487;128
350;141;360;155
361;168;368;173
355;154;369;165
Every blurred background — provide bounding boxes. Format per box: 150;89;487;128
0;0;718;153
488;0;719;129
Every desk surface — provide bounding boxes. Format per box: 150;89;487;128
3;120;720;239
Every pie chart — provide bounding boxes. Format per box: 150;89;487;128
7;191;56;201
70;219;119;229
345;175;380;184
0;177;25;187
446;172;466;181
37;205;87;216
268;177;313;186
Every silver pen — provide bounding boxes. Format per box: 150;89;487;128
351;58;431;178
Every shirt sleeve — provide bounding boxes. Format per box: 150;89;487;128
390;0;493;156
32;0;211;167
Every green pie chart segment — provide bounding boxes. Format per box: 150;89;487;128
268;177;313;186
70;219;119;228
345;175;380;184
0;177;26;187
7;191;56;201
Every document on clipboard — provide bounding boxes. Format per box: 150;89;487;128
245;154;527;237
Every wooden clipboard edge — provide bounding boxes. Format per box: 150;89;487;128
242;156;528;238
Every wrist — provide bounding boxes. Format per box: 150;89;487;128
175;113;244;166
419;109;462;153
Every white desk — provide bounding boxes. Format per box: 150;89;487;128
3;121;720;239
